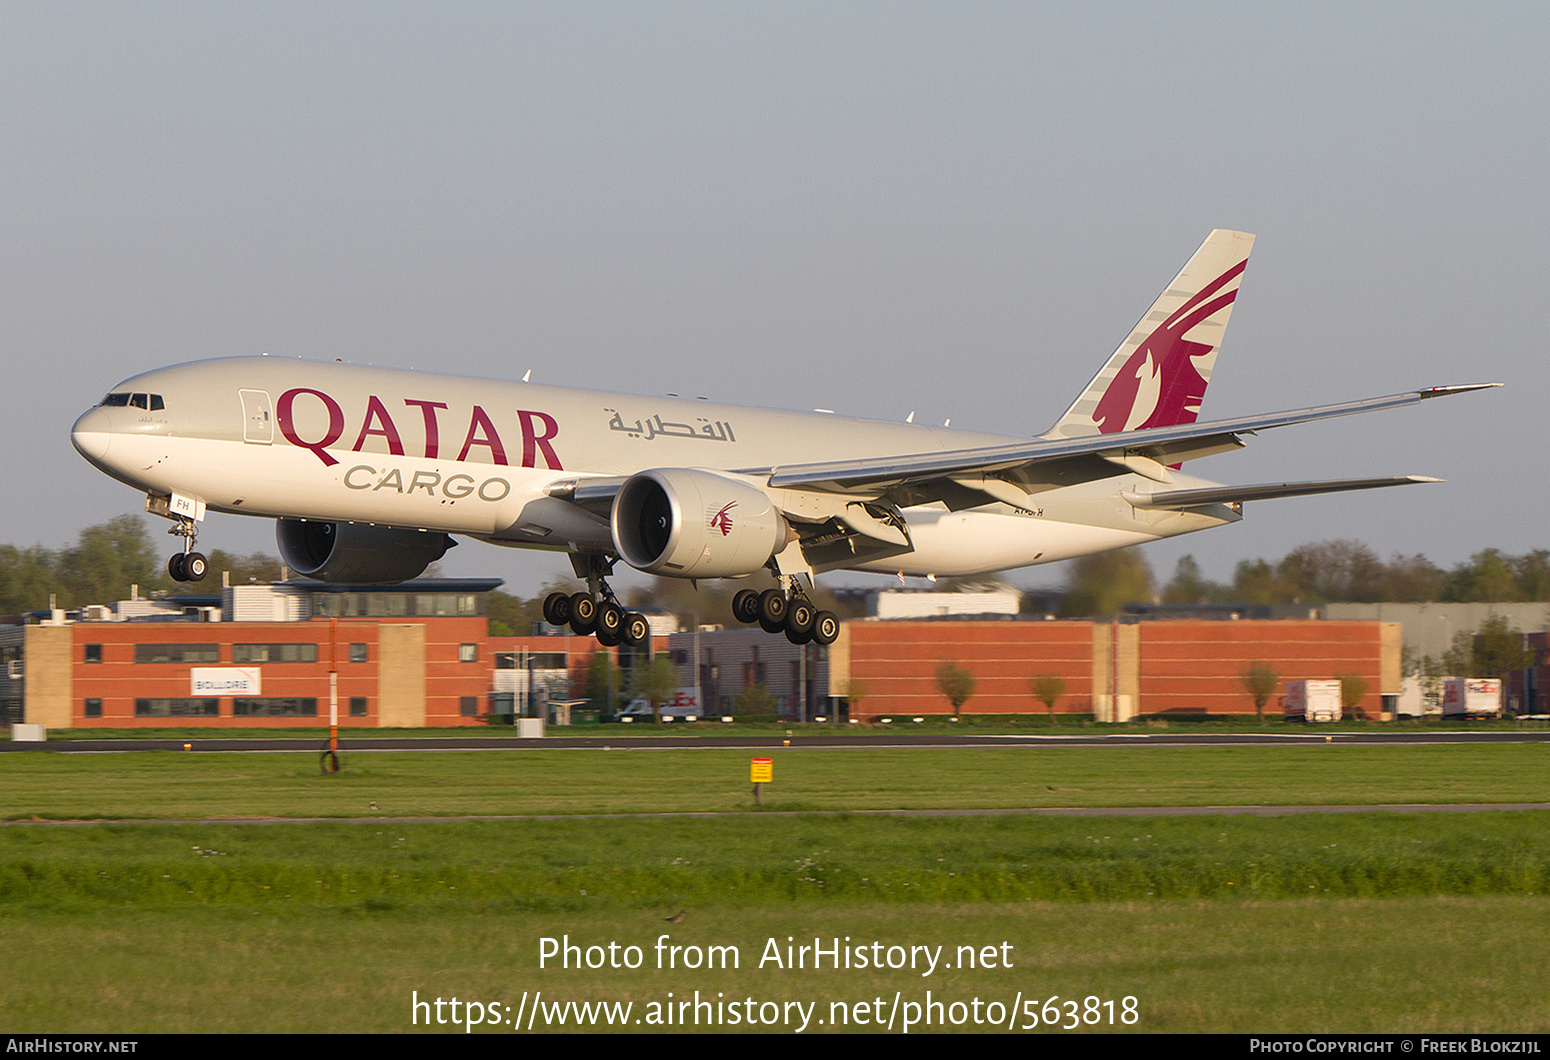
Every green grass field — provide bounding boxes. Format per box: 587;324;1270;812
2;743;1548;1033
3;743;1549;819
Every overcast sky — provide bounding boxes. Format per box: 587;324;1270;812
4;2;1546;595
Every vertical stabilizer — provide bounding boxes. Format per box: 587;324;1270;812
1042;229;1254;439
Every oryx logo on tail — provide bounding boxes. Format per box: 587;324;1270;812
1040;230;1255;443
1092;258;1247;434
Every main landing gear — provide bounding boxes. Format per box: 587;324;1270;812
541;556;650;647
731;586;839;646
166;515;208;583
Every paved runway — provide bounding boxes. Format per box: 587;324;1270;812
6;728;1550;753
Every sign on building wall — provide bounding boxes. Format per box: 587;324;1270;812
191;668;262;696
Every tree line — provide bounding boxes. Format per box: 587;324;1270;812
8;518;1550;632
0;515;281;615
1062;539;1550;616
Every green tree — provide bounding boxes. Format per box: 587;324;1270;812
628;654;681;721
1337;672;1370;719
58;515;166;605
735;681;777;716
1380;553;1446;602
840;678;868;717
1444;550;1524;602
935;660;977;718
1060;547;1154;617
1161;555;1222;605
582;650;621;714
1276;539;1384;603
1231;558;1290;604
0;544;58;615
1030;673;1067;724
1239;661;1280;723
486;590;543;637
1470;613;1536;683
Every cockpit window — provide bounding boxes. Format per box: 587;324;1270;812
98;392;163;410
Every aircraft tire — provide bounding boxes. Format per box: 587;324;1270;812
757;589;787;633
623;611;650;646
812;611;840;646
185;552;208;581
595;624;622;647
168;554;187;582
543;591;572;626
784;625;813;645
569;593;597;634
732;589;760;624
597;601;625;640
786;599;815;636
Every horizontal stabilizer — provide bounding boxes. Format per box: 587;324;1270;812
1122;476;1442;510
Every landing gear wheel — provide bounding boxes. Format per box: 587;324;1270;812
786;599;815;637
543;591;572;626
812;610;840;646
732;589;761;625
184;552;208;581
757;589;788;634
168;554;188;582
784;624;813;645
595;624;623;647
597;601;625;641
569;593;597;635
623;611;651;646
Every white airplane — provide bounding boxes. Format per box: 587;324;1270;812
71;230;1495;647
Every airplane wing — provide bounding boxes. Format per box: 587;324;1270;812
759;384;1497;509
1120;476;1442;510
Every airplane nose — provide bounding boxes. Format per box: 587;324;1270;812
71;408;113;466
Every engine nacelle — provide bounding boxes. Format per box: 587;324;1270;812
611;468;788;578
276;518;454;583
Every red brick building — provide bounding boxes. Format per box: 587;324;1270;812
830;618;1401;718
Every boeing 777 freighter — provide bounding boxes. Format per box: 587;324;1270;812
71;230;1496;647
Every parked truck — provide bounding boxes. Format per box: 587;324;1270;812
1442;678;1502;719
1284;680;1343;722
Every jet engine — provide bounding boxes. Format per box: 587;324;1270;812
611;468;789;579
276;518;454;583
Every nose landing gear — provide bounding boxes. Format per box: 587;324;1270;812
166;515;208;583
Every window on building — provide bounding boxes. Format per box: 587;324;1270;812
349;696;367;717
135;698;219;717
232;698;318;717
135;644;220;664
349;643;368;664
84;644;102;664
232;643;318;664
84;698;102;718
459;644;477;663
460;696;478;716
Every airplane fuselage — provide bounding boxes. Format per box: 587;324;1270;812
71;355;1236;578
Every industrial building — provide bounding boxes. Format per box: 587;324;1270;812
0;580;1424;728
